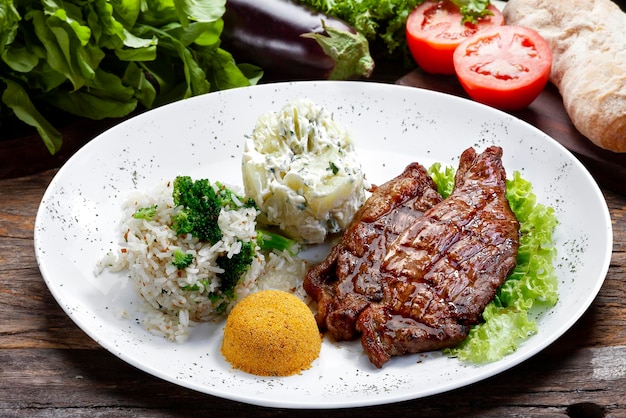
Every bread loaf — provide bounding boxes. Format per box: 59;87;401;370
503;0;626;152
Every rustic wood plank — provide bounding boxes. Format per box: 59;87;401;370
0;347;624;416
0;170;96;350
0;170;54;239
0;271;99;349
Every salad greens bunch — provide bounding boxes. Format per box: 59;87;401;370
0;0;261;154
429;164;559;363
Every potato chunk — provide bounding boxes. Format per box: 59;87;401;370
242;99;367;244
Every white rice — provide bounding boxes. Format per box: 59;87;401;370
96;179;307;342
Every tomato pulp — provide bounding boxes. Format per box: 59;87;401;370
406;0;504;75
453;25;552;110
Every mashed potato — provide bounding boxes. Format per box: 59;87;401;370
242;99;367;244
221;289;321;376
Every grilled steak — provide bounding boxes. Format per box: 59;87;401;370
303;146;520;367
304;161;443;341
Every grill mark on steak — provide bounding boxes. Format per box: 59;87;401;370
303;162;443;341
303;146;520;368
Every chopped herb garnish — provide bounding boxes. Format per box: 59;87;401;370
172;249;194;270
133;205;157;220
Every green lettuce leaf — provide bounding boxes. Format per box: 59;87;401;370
27;9;104;91
2;77;62;153
43;68;137;118
450;303;538;363
0;0;259;154
122;61;157;108
428;161;455;198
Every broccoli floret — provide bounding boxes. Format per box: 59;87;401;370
213;181;257;209
133;205;157;220
256;229;300;255
171;249;193;270
169;176;300;302
180;279;210;292
171;176;255;243
172;176;221;242
213;231;300;296
216;240;255;295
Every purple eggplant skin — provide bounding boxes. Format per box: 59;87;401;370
221;0;373;81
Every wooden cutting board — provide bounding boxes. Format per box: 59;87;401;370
396;69;626;195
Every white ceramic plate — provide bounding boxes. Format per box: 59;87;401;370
34;81;612;409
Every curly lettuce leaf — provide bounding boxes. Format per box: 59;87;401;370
428;161;455;198
450;303;538;363
428;165;559;364
500;172;559;310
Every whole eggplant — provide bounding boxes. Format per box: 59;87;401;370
221;0;374;81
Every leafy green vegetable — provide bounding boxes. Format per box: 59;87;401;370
132;204;157;220
171;175;300;302
171;248;194;270
297;0;492;61
215;240;255;295
0;0;261;154
428;165;559;363
1;77;63;153
301;21;374;80
256;229;301;256
428;161;455;198
172;175;255;243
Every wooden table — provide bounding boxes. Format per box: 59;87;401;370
1;71;625;417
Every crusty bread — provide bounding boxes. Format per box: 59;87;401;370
503;0;626;152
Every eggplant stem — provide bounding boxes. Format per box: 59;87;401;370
301;20;375;80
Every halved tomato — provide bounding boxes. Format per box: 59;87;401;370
453;25;552;110
406;0;504;75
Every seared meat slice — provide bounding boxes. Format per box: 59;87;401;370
358;146;519;367
304;162;443;341
304;146;520;368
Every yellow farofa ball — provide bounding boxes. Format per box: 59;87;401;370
221;289;321;376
